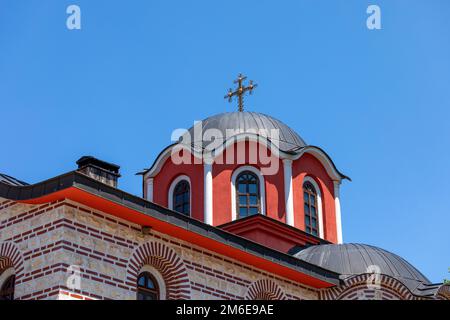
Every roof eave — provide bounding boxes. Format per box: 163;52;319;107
0;171;341;288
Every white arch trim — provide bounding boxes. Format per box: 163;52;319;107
231;165;266;221
138;264;167;300
303;176;324;239
168;175;192;216
143;137;346;184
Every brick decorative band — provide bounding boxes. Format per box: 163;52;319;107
126;241;191;300
321;274;415;300
245;279;286;300
0;242;24;280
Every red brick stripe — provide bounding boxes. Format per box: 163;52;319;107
190;281;242;300
245;279;287;300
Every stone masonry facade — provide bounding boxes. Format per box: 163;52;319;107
2;197;446;300
0;197;318;300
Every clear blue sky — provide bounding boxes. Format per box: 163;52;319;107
1;0;449;282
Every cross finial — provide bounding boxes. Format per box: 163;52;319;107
224;73;257;112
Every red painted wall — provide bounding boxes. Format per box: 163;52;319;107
151;142;337;243
292;153;337;243
152;152;204;222
212;141;286;226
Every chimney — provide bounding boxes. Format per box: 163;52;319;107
76;156;121;188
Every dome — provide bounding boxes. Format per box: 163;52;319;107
181;112;307;152
293;243;431;291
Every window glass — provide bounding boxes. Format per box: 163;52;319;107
172;180;190;216
0;275;15;301
137;272;159;300
303;181;320;236
236;171;261;218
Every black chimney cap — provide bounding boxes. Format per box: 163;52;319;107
76;156;120;174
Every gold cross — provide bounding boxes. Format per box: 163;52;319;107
224;74;257;112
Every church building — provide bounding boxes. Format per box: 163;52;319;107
0;75;448;300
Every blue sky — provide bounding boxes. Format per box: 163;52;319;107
1;0;449;282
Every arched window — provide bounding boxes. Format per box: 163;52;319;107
137;272;159;300
303;181;319;236
236;171;260;218
172;180;190;216
0;275;15;300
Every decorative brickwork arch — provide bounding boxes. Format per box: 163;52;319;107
245;279;287;300
320;274;414;300
436;285;450;300
126;241;190;300
0;242;24;281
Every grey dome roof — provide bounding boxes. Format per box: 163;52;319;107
182;112;307;152
293;243;432;294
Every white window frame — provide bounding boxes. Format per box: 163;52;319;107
138;265;166;300
231;166;266;221
168;175;191;216
303;176;324;239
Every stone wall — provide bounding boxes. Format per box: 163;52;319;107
0;197;318;300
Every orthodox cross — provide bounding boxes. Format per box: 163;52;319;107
224;74;257;112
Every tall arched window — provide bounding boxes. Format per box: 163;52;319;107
172;180;190;216
303;181;319;236
0;275;15;300
137;272;159;300
236;171;260;218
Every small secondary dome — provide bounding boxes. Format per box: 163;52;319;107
293;243;431;292
182;111;307;152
